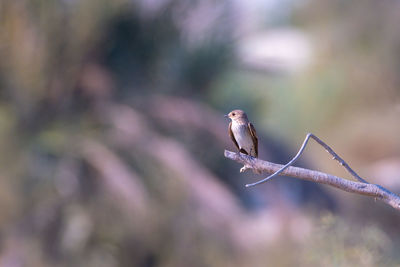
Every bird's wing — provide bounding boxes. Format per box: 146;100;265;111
248;122;258;157
228;122;240;151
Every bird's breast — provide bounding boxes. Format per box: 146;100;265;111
231;123;253;148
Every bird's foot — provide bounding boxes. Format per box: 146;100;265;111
240;165;261;174
240;165;250;173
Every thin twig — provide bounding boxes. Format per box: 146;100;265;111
224;150;400;211
246;133;368;188
307;134;368;183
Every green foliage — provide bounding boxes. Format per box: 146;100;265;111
300;213;395;267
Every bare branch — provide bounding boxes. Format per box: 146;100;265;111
224;150;400;211
246;133;368;188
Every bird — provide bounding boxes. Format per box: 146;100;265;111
225;109;258;159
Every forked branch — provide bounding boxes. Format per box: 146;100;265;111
224;133;400;211
246;133;368;187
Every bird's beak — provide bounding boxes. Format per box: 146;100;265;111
224;114;229;118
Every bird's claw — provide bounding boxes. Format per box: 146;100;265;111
240;165;250;173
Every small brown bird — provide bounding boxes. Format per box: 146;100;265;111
225;109;258;158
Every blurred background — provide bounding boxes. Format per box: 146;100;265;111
1;0;400;266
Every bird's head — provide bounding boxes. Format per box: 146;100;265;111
225;109;248;122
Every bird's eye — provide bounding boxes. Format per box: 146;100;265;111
232;113;235;116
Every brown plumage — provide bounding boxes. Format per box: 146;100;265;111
226;109;258;158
